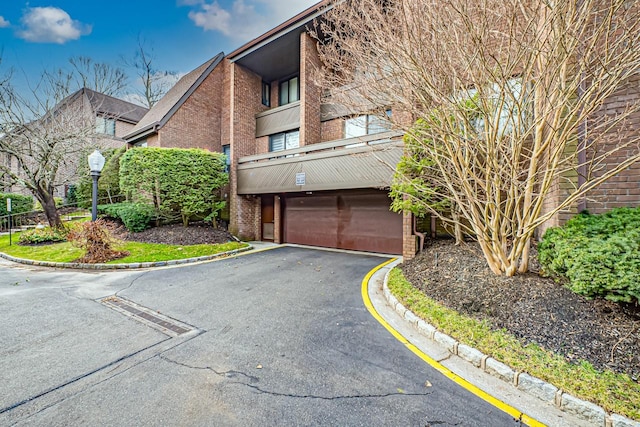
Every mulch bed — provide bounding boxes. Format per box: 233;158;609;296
400;239;640;381
122;221;236;246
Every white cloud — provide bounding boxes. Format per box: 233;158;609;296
0;16;10;28
184;0;319;41
18;7;91;44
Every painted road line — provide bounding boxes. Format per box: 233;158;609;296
361;259;546;427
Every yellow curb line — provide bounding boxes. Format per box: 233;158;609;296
361;258;546;427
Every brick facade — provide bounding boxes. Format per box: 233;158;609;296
584;74;640;214
300;32;322;146
321;118;344;142
228;62;268;240
155;66;225;152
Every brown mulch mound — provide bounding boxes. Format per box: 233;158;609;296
400;239;640;381
122;221;236;246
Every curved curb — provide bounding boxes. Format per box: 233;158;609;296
381;266;640;427
0;244;253;270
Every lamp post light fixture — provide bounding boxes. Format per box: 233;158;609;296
88;149;106;221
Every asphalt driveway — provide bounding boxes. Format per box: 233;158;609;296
0;247;521;426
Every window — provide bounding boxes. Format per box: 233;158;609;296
464;78;528;137
96;117;116;136
269;130;300;152
134;140;148;148
279;76;299;106
262;82;271;107
344;110;391;139
222;144;231;173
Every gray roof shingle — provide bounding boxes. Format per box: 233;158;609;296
83;88;149;123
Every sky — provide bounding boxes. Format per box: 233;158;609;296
0;0;319;104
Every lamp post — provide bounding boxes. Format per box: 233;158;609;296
88;149;106;221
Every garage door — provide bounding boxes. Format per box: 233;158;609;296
283;190;403;254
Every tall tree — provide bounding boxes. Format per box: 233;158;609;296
0;62;110;228
317;0;640;276
46;56;129;97
125;37;179;108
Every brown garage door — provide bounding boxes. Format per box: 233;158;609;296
283;190;402;254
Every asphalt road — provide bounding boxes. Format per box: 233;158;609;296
0;247;523;426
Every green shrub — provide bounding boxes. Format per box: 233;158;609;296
65;185;78;207
119;147;228;226
0;193;34;216
538;208;640;303
98;202;155;232
76;148;125;208
18;227;68;245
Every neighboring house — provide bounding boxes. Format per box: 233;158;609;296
1;87;148;200
125;0;640;259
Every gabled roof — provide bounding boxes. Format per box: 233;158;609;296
83;88;149;123
124;52;225;143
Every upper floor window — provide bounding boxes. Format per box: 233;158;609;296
279;76;299;106
344;110;391;139
96;116;116;136
262;82;271;107
270;130;300;152
222;144;231;172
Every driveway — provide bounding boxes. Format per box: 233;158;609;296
0;247;521;426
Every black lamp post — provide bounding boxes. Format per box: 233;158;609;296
87;149;106;221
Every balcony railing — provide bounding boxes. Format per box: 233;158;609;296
237;131;404;195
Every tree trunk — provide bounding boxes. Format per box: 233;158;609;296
37;192;63;228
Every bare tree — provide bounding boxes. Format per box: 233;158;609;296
46;56;129;97
125;37;179;108
0;70;100;228
317;0;640;276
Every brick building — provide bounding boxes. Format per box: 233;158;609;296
1;88;148;200
124;1;639;259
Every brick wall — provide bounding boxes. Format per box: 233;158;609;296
402;211;416;260
157;64;225;152
585;74;640;214
300;32;322;146
115;120;136;138
540;74;640;234
228;62;268;240
321;118;344;142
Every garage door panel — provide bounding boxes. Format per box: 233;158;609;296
284;191;402;255
284;196;339;248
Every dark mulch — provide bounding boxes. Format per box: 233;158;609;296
122;221;236;246
400;239;640;381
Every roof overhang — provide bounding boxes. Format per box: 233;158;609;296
227;1;332;82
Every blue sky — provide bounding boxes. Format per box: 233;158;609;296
0;0;318;102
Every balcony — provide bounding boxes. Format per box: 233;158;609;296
237;131;404;195
255;101;300;137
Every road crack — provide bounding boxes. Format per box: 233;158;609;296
158;355;433;401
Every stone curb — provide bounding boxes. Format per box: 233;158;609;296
0;244;253;270
381;267;639;427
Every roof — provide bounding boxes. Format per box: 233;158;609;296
124;52;225;142
82;88;148;123
227;0;331;61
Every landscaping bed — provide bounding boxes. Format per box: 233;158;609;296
400;239;640;382
123;221;236;246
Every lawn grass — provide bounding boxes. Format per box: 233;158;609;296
0;232;248;264
388;267;640;420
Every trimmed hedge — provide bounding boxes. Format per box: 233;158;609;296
18;227;68;245
98;202;155;232
119;147;228;226
0;193;34;216
538;208;640;303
